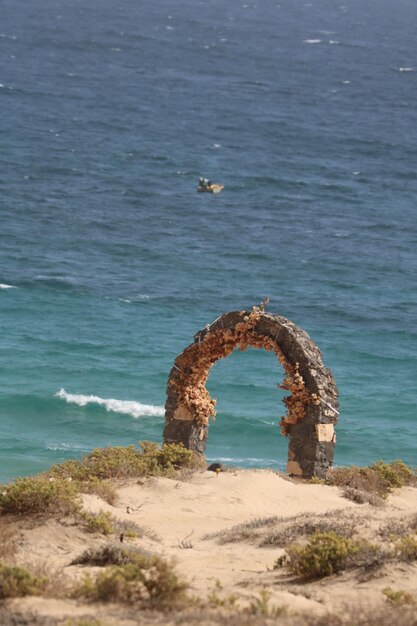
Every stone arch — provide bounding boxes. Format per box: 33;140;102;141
163;307;339;478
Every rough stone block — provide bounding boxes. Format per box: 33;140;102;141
286;460;303;476
315;424;335;442
173;404;194;421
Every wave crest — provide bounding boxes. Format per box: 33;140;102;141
55;389;165;418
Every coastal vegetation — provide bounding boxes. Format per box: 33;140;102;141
327;460;416;497
73;554;188;610
382;587;415;606
275;531;379;578
70;544;153;567
48;440;202;482
0;475;81;516
0;563;48;599
0;451;415;624
0;441;201;518
79;510;152;540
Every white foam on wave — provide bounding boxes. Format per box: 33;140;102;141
0;283;17;289
209;456;280;466
55;389;165;418
304;39;322;44
398;67;414;72
47;442;89;452
36;274;68;281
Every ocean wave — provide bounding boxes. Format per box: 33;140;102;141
55;389;165;418
0;283;17;289
208;456;283;467
303;39;322;44
46;442;89;452
33;275;82;292
36;274;75;283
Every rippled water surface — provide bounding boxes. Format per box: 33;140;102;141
1;0;416;481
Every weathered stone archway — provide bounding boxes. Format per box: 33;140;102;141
163;307;339;478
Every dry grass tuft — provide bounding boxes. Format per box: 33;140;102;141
379;514;417;540
203;516;281;544
298;606;417;626
70;543;153;567
60;617;108;626
0;519;18;562
205;510;358;549
260;512;357;547
1;600;417;626
245;588;287;618
342;487;385;506
395;534;417;561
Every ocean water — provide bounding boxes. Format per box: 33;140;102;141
1;0;416;483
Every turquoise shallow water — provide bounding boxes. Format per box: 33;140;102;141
1;0;416;482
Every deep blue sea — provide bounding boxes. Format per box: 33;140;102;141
1;0;416;483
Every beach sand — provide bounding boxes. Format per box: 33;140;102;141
3;469;417;624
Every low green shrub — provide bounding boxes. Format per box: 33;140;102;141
74;553;188;609
0;476;80;516
328;461;416;497
81;510;115;535
142;440;197;470
370;461;416;490
276;530;386;579
49;446;145;481
382;587;414;606
246;589;286;617
278;531;359;579
77;478;118;505
0;562;48;599
396;535;417;561
49;441;201;483
79;510;150;540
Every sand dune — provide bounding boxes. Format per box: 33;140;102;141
4;469;417;625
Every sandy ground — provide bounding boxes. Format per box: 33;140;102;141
4;469;417;624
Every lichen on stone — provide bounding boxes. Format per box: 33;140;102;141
169;306;313;434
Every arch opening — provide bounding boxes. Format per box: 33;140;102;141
163;307;339;478
205;346;289;469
